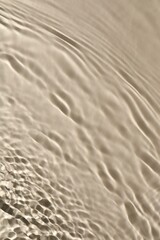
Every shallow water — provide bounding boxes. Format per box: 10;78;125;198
0;0;160;239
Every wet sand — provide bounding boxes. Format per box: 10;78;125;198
0;0;160;239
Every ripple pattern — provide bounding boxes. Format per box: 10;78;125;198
0;0;160;239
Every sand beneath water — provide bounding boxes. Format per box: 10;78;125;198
0;0;160;239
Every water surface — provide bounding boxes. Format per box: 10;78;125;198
0;0;160;239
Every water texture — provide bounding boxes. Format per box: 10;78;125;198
0;0;160;239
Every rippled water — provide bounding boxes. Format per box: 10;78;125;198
0;0;160;239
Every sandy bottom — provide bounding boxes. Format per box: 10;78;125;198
0;0;160;239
